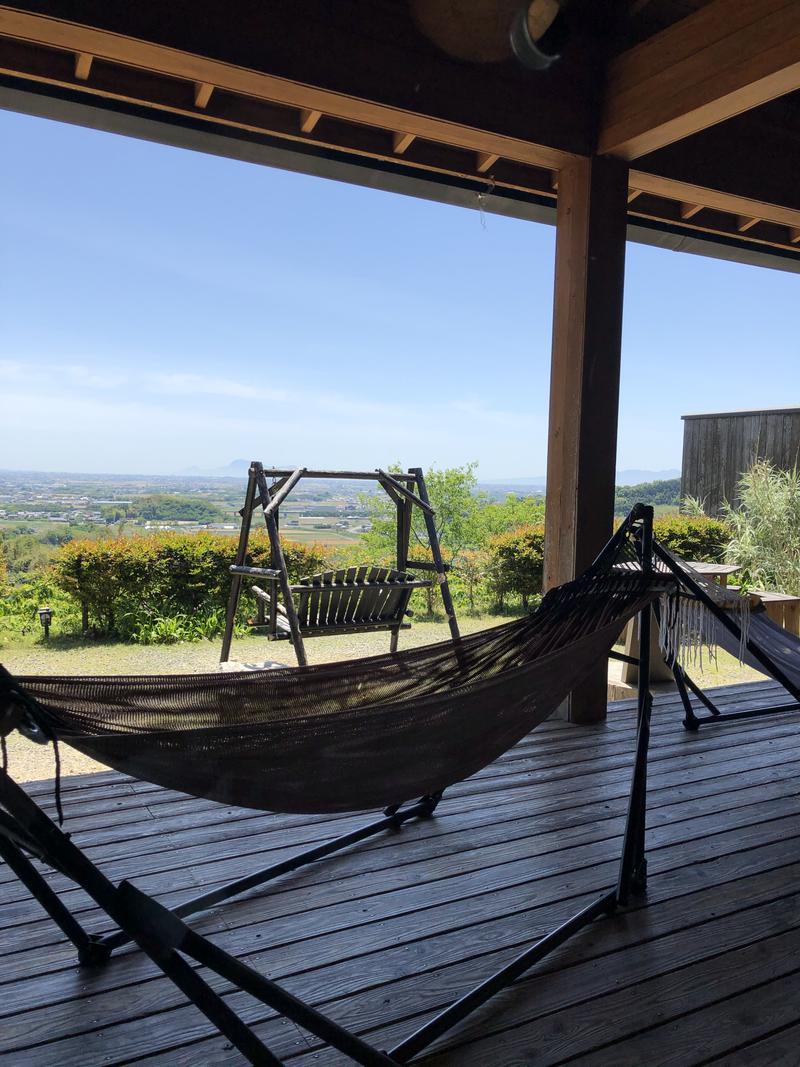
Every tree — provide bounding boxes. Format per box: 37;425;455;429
454;548;490;613
360;464;483;614
476;494;545;540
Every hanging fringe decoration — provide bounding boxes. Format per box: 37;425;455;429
659;565;752;671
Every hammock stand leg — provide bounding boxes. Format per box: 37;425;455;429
672;661;721;730
0;829;101;964
672;650;800;730
0;768;303;1064
94;792;441;956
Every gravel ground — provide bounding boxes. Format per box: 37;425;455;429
1;617;764;783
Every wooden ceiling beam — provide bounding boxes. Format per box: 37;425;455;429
0;7;576;172
736;215;760;233
0;10;796;258
601;0;800;159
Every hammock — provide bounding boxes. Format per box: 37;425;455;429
0;505;672;1066
4;569;661;814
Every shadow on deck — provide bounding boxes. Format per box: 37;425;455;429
2;679;800;1065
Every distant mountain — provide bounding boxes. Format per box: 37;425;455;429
615;468;680;485
481;468;679;491
181;459;254;478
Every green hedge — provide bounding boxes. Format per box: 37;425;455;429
486;516;730;607
51;532;327;641
651;515;730;563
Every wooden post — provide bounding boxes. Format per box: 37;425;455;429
391;498;410;653
220;465;258;663
253;465;308;667
543;155;629;724
409;468;460;643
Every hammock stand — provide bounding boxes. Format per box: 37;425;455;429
220;462;460;667
0;506;663;1066
631;543;800;731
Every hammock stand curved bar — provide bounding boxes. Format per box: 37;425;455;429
0;505;668;1066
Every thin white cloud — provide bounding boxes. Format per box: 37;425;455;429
65;364;130;389
0;358;546;474
146;372;288;403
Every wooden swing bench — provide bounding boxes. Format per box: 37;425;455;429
249;566;431;639
220;463;460;666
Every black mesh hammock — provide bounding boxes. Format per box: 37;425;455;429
0;512;672;815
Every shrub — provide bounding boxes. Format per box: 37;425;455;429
51;532;327;641
651;515;730;563
723;461;800;595
482;515;729;611
487;524;545;609
0;574;82;644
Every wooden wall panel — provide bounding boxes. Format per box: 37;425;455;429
681;408;800;513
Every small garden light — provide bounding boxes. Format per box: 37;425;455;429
37;606;53;639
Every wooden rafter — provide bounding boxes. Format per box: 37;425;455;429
476;151;499;173
631;169;800;235
299;108;322;134
73;50;91;80
193;81;213;109
680;203;702;220
602;0;800;159
736;215;760;233
0;8;573;172
790;228;800;245
392;131;415;154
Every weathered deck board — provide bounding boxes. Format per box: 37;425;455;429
2;679;799;1065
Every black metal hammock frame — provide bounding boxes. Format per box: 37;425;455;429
607;542;800;731
0;505;670;1066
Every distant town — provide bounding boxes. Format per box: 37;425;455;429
0;465;680;545
0;469;376;544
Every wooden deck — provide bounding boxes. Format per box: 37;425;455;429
3;678;800;1066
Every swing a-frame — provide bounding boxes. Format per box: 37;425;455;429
220;462;460;666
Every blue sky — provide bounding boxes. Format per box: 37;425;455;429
1;108;798;480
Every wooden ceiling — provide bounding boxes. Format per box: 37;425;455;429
0;1;798;258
